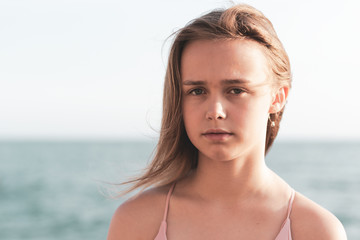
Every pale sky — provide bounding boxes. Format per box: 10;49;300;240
1;0;360;141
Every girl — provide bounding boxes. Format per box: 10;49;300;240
108;4;347;240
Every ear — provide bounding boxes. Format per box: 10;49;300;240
269;87;289;113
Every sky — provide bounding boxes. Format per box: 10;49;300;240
1;0;360;141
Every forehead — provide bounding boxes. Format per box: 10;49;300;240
180;39;271;85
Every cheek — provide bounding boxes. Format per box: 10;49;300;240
182;102;205;142
182;101;197;132
234;99;269;129
250;101;272;133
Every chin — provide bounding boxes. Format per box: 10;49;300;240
199;148;238;162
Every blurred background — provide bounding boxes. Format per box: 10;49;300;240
0;0;359;239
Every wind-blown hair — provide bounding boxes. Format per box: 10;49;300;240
120;4;292;194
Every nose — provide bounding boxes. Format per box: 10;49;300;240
206;100;226;120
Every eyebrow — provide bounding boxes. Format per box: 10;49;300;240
182;79;250;86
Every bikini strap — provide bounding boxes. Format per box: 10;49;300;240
286;189;296;219
162;182;176;221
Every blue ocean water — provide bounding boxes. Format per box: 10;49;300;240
0;140;359;239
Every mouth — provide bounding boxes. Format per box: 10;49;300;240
202;129;233;141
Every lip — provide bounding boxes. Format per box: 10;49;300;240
203;129;232;134
202;129;233;141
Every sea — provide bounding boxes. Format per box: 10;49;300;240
0;140;359;240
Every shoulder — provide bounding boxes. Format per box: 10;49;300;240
107;185;170;240
291;191;347;240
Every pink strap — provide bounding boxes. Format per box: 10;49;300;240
286;189;296;218
162;182;176;221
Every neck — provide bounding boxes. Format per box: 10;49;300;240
187;151;273;203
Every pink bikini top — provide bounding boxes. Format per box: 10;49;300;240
154;182;295;240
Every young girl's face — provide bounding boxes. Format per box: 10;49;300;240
181;39;276;161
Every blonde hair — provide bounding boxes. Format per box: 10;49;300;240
120;4;292;195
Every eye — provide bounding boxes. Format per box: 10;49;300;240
229;88;244;95
189;88;205;95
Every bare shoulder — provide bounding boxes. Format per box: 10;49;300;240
107;185;170;240
291;191;347;240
